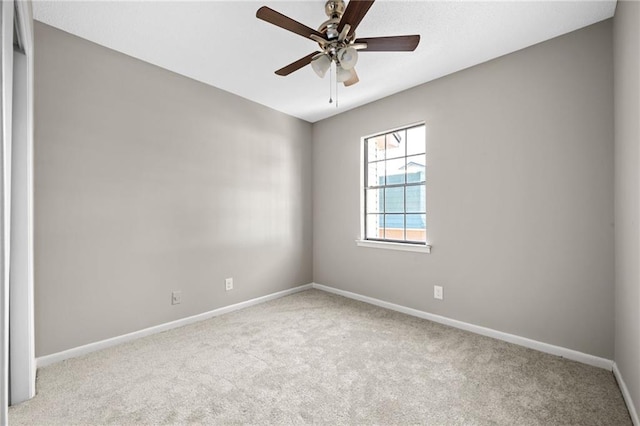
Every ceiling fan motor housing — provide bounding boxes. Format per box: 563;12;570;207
321;0;346;40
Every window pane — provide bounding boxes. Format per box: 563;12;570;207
367;161;385;187
366;188;384;213
385;158;405;185
367;135;385;162
385;130;406;159
406;184;426;213
384;214;405;241
406;154;426;183
366;214;384;239
384;187;404;213
406;214;427;242
407;125;426;156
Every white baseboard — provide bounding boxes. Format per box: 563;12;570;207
37;281;616;372
613;362;639;425
37;283;313;368
35;282;635;420
311;283;613;371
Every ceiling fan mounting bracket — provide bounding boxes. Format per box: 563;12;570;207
324;0;346;19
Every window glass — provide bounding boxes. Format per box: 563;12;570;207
407;126;426;156
363;123;426;244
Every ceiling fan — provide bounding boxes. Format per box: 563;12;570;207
256;0;420;87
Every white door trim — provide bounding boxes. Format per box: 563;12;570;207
9;0;35;404
0;0;14;423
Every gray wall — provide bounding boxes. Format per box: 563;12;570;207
34;23;313;357
313;21;614;358
614;0;640;416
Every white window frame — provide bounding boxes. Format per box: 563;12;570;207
356;122;431;254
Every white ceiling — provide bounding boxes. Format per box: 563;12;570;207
33;0;616;123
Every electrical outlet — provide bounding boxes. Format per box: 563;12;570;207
434;285;443;300
225;277;233;291
171;291;182;305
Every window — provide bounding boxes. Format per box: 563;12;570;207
360;123;428;251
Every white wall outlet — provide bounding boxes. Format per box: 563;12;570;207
171;291;182;305
225;277;233;291
434;285;444;300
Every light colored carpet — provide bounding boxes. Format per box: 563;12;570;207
10;289;632;425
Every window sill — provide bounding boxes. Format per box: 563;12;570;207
355;239;432;254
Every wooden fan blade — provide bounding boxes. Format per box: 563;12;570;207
344;68;359;87
355;35;420;52
337;0;375;37
257;6;325;40
275;52;321;76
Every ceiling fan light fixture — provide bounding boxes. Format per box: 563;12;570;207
257;1;421;88
337;46;358;70
311;54;331;78
336;64;352;83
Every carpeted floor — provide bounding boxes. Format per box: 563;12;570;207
9;289;632;425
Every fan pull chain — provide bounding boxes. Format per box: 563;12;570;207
329;64;333;104
335;69;339;108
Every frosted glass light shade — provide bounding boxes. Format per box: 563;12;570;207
336;65;352;83
338;47;358;70
311;54;331;78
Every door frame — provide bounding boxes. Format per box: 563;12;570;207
9;0;35;406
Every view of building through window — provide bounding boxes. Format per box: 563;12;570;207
364;124;426;244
